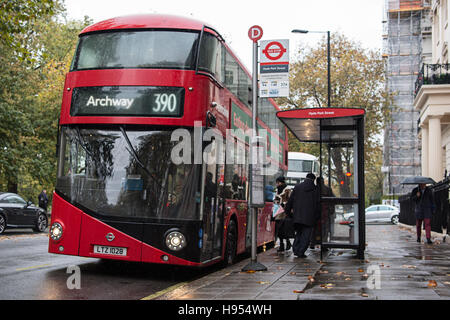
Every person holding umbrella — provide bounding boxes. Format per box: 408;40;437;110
410;182;436;244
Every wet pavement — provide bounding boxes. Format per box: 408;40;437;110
0;230;216;300
156;224;450;300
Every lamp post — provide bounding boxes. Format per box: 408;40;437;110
292;29;331;107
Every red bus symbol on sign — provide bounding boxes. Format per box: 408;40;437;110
248;25;263;42
262;41;287;61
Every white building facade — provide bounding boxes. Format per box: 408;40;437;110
414;0;450;183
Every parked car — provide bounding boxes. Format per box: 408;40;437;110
0;192;48;234
343;204;400;225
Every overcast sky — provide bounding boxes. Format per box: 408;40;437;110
63;0;385;70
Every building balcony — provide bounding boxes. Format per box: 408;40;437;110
414;63;450;97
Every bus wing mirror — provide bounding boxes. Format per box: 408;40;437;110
206;111;216;128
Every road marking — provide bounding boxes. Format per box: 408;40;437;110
16;264;51;271
141;281;188;300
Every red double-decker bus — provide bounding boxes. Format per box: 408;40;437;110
48;14;288;267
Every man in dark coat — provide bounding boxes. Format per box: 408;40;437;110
284;173;320;257
38;189;49;212
411;183;435;244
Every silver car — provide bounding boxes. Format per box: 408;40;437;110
344;204;400;225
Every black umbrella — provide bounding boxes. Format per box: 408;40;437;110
400;176;436;185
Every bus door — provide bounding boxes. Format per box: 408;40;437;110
200;139;224;261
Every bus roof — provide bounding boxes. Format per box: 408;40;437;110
78;14;281;114
80;14;208;34
288;152;318;161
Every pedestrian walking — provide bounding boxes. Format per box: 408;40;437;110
38;189;49;212
284;173;320;258
410;183;435;244
273;176;292;252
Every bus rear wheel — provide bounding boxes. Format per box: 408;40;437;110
223;220;237;266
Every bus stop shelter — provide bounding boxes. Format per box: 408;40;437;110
277;107;366;259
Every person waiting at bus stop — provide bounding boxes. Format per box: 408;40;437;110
284;173;320;258
273;176;292;252
411;183;436;244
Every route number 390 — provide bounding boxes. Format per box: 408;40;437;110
153;93;177;113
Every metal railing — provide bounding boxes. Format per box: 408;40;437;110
414;63;450;97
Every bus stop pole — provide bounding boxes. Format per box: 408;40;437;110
242;37;267;272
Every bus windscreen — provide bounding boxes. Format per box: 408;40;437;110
288;159;313;173
56;127;199;220
72;30;199;70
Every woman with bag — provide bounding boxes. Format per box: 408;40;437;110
273;176;292;252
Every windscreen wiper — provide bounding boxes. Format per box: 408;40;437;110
75;127;93;157
119;126;162;188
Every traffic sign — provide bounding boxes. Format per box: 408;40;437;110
262;41;287;61
260;39;289;64
248;25;263;42
259;39;290;98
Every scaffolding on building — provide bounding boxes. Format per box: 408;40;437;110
382;0;431;197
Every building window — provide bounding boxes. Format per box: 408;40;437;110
444;0;448;26
435;8;440;47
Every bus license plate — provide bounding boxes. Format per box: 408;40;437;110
93;245;127;256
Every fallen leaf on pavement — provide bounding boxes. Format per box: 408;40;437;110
345;277;352;281
427;280;438;288
320;283;334;289
361;293;369;297
358;268;364;272
257;281;270;285
402;265;417;269
293;290;305;293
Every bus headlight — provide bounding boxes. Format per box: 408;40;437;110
165;230;186;251
50;222;63;241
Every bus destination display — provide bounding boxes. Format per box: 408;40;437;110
70;86;184;117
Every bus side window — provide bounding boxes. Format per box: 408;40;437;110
198;33;222;80
225;163;248;201
225;51;238;97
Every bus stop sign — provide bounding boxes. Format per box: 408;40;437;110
248;25;263;42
